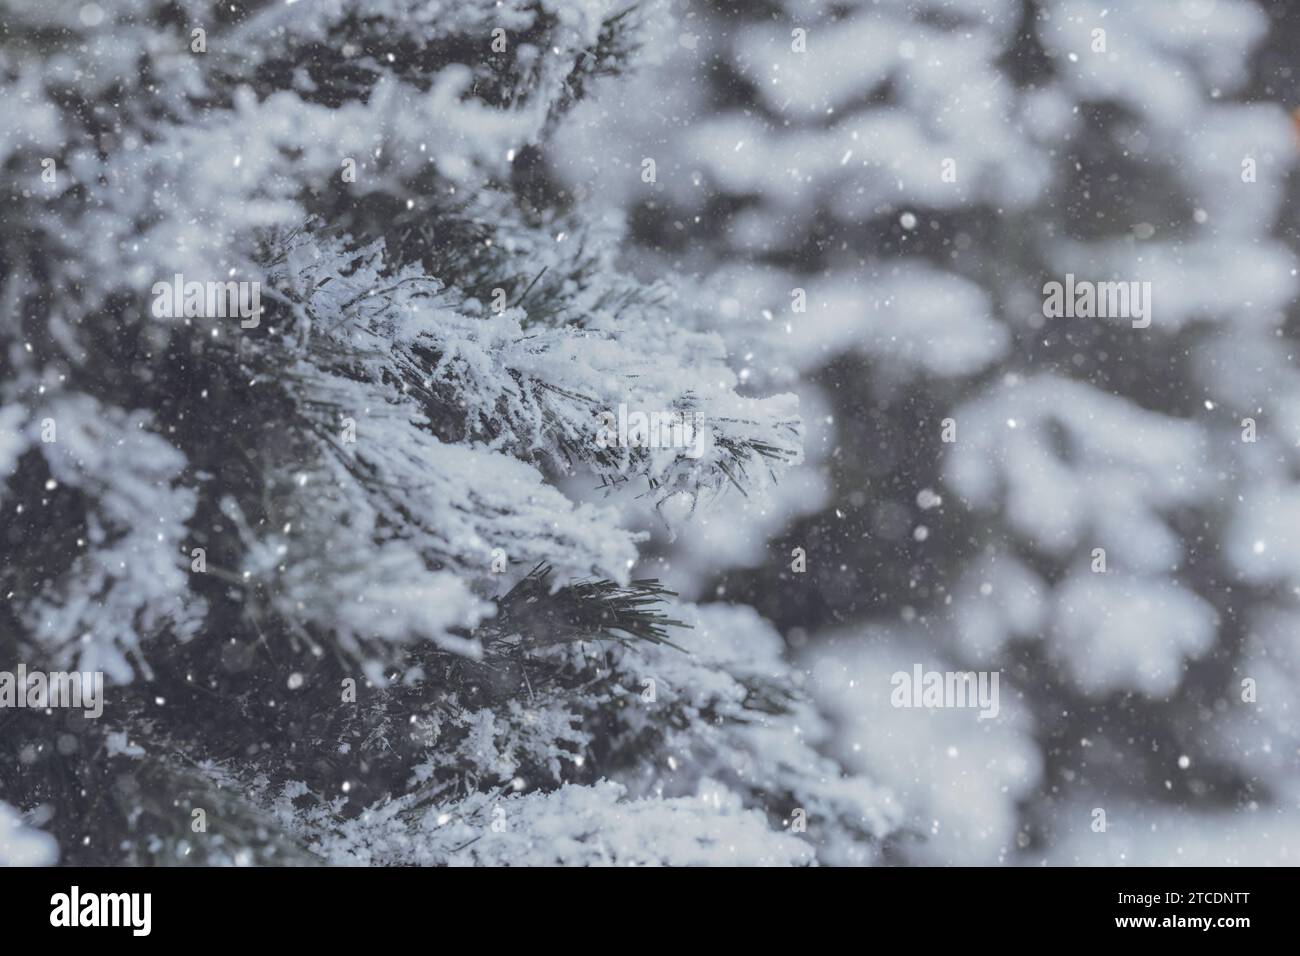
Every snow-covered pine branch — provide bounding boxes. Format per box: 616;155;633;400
0;0;893;867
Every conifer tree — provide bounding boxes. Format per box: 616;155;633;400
0;0;897;865
552;0;1300;863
